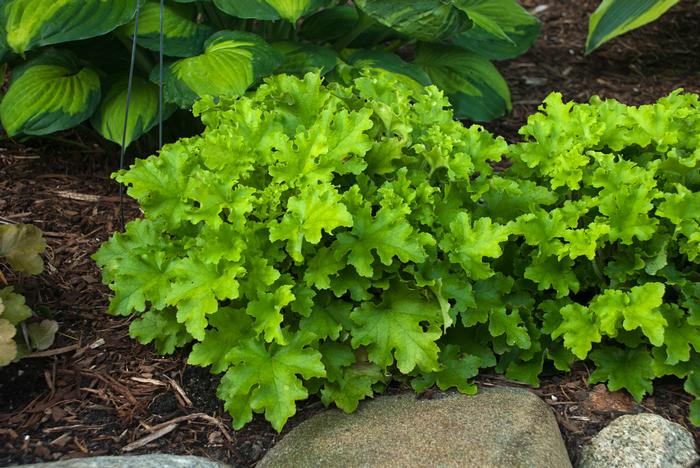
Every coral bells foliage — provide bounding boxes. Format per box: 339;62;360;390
94;71;700;431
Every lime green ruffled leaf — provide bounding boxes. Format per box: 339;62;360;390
488;308;531;349
0;49;100;136
120;0;213;57
157;31;282;108
590;284;667;345
217;332;325;431
354;0;469;42
684;371;700;425
130;309;193;355
659;304;700;366
269;184;353;263
414;43;511;121
412;344;481;394
246;284;295;345
319;341;384;412
0;223;46;275
91;76;174;148
439;212;511;280
345;49;431;86
589;346;655;401
451;0;541;60
350;286;442;374
273;42;338;76
213;0;325;23
550;303;601;359
586;0;680;53
2;0;138;54
188;307;253;373
336;194;434;278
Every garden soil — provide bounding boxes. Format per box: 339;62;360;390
1;1;699;466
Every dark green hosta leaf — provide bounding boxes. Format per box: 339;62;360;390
0;50;100;136
0;26;8;63
120;1;213;57
299;6;393;47
1;0;137;54
452;0;541;60
414;43;510;121
586;0;679;53
91;76;174;148
157;31;282;108
273;42;338;76
354;0;469;42
345;49;431;86
213;0;325;23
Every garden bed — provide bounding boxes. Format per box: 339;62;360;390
1;1;699;466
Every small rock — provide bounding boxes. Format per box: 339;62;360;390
259;387;571;467
21;454;231;468
578;413;699;468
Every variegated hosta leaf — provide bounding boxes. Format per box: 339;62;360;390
452;0;541;60
414;43;510;121
91;76;174;147
345;49;431;86
354;0;470;42
587;0;679;52
158;31;282;108
273;42;338;76
0;50;101;136
1;0;138;54
213;0;325;23
120;1;213;58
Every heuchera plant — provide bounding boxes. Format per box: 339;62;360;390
93;70;512;431
94;70;700;430
0;223;58;366
474;90;700;422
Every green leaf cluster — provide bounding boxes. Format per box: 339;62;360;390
0;224;57;366
586;0;681;53
95;71;700;430
0;0;540;145
94;71;512;431
477;89;700;416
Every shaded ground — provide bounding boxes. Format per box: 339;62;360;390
1;1;699;466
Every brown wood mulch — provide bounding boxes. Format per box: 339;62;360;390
1;1;699;466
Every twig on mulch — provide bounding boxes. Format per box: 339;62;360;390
122;412;235;452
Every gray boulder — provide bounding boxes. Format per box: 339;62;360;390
20;454;230;468
259;387;571;468
578;413;699;468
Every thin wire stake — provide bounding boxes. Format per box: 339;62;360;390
119;0;142;231
158;0;165;149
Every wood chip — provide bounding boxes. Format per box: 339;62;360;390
121;423;178;452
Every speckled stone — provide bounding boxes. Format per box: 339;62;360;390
20;454;230;468
578;413;698;468
258;387;571;468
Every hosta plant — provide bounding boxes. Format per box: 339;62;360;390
0;0;540;147
0;223;58;366
94;70;514;431
474;89;700;423
586;0;685;52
